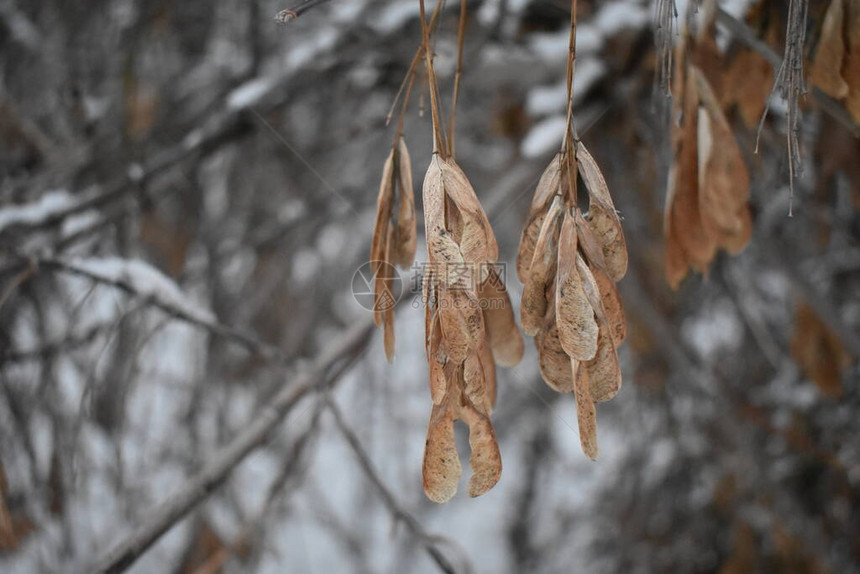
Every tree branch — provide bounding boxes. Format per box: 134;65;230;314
90;317;374;574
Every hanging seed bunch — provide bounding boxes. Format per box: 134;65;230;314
370;134;416;361
418;0;523;503
516;0;628;461
664;24;752;289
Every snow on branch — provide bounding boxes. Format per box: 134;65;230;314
65;257;215;324
0;190;74;234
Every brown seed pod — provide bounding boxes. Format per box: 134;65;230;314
392;137;417;268
555;210;598;361
536;320;575;393
576;141;628;282
460;402;502;497
420;150;509;501
517;153;563;281
521;197;563;336
422;402;462;504
573;362;598;461
478;272;524;367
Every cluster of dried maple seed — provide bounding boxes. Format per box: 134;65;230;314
367;0;629;503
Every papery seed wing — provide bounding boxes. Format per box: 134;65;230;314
574;365;599;460
517;212;545;282
575;253;608;327
440;159;499;265
517;154;563;280
423;404;462;503
584;322;621;402
371;150;396;326
574;209;607;272
393;138;417;268
428;311;447;404
464;351;492;416
593;268;626;345
556;211;598;361
810;0;849;100
521;197;563;336
439;285;485;363
479;341;498;409
383;226;396;362
458;402;502;498
536;321;575;392
422;155;447;241
694;68;751;248
577;141;628;281
478;272;524;367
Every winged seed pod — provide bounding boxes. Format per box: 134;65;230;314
516;140;628;460
370;136;417;362
420;153;522;503
664;29;752;289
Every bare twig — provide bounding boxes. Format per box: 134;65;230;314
715;7;859;137
86;156;541;574
21;255;292;365
654;0;677;95
448;0;468;158
275;0;334;24
326;398;461;574
89;318;374;574
753;0;808;215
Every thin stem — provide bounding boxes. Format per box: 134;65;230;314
385;0;445;126
394;73;415;145
448;0;468;158
561;0;578;152
274;0;333;24
562;0;578;206
419;0;445;156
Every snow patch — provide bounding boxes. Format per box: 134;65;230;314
0;190;74;233
66;257;214;323
521;115;567;158
594;1;650;36
227;77;274;110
